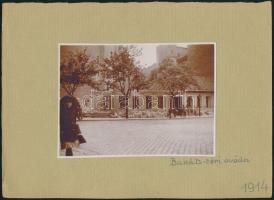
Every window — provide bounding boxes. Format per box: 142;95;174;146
119;96;128;109
146;96;152;109
187;96;193;108
84;98;91;107
103;96;111;110
158;96;163;109
206;96;210;108
169;96;173;109
133;96;140;109
174;96;182;109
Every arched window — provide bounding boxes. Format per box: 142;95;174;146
133;96;140;109
103;96;111;110
119;96;128;109
187;96;193;108
146;96;152;109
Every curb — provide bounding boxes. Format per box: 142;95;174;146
80;115;214;121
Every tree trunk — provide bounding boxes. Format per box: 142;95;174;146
168;95;173;119
125;105;129;119
125;95;129;119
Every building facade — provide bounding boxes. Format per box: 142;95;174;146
75;87;214;118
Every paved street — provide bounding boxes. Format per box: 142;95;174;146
59;117;214;156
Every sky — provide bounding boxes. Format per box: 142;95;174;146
134;44;188;67
135;45;157;67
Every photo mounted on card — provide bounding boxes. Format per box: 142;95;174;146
2;2;272;199
58;43;216;157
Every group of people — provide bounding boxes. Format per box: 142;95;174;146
60;95;86;156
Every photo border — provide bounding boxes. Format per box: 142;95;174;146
57;42;216;159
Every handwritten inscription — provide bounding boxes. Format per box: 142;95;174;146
241;181;268;193
170;156;250;166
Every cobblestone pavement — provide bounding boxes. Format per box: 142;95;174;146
59;117;214;156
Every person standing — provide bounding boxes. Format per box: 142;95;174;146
60;95;85;156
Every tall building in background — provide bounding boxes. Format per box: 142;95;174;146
156;45;187;63
187;44;214;78
60;45;105;61
187;44;214;91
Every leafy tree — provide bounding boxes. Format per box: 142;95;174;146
60;48;100;96
100;46;146;118
148;57;198;118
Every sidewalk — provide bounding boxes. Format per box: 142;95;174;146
60;117;214;156
81;115;214;121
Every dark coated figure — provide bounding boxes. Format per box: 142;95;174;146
60;95;85;156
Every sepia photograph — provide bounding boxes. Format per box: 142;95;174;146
3;2;272;198
59;43;215;157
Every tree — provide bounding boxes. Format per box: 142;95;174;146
60;48;100;96
148;57;198;118
100;46;146;119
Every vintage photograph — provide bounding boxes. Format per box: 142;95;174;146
59;43;215;157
